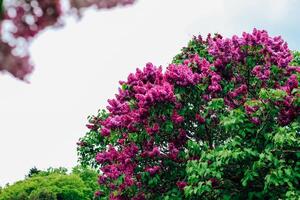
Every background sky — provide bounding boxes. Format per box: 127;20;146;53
1;0;300;186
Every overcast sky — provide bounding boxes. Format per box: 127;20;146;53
1;0;300;186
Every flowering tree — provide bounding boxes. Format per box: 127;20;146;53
78;29;300;199
0;0;135;80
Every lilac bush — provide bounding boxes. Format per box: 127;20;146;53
78;29;300;199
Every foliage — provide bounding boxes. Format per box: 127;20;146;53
78;109;109;169
291;51;300;66
0;166;99;200
27;167;42;178
79;29;300;199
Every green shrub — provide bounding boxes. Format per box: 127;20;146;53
0;167;98;200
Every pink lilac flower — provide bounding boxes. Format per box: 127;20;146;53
195;114;205;124
94;190;103;197
176;181;187;190
168;143;179;160
171;111;184;124
145;166;160;176
165;64;201;86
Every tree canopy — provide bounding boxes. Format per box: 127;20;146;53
78;29;300;199
0;166;99;200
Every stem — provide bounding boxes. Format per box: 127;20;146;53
205;123;213;149
271;149;300;153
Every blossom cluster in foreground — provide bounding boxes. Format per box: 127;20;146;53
0;0;135;80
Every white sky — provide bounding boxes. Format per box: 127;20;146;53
1;0;300;186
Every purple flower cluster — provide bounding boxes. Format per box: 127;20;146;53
135;83;176;107
176;181;187;190
165;64;200;86
0;0;62;80
188;54;223;93
92;62;189;198
145;165;160;176
0;42;32;80
195;114;205;124
171;111;184;124
96;143;138;192
70;0;135;14
252;65;271;80
242;29;292;67
145;123;159;135
168;142;179;160
99;63;175;138
277;74;299;125
208;29;292;69
0;0;136;80
208;35;241;69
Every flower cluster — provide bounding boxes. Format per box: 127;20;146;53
80;29;300;199
0;42;33;80
207;29;292;69
135;82;175;107
0;0;62;80
86;62;188;199
70;0;135;14
4;0;62;39
165;63;200;86
0;0;135;80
